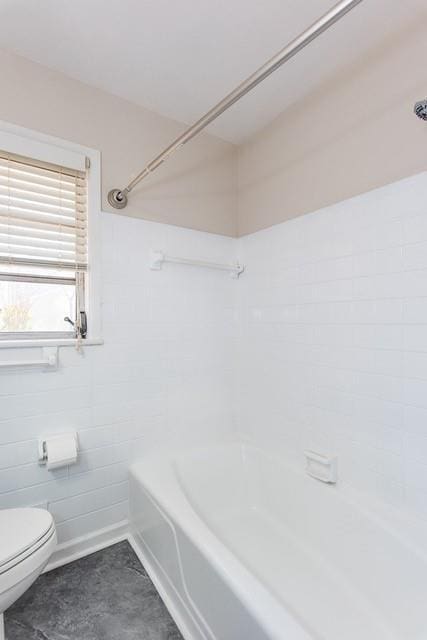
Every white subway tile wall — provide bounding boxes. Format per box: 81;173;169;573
2;171;427;546
0;212;237;544
236;172;427;520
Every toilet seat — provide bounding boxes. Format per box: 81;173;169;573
0;508;57;621
0;508;55;574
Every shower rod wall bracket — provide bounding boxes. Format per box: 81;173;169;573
108;0;364;209
414;99;427;121
107;188;128;209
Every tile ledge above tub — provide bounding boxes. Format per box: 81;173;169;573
0;337;104;349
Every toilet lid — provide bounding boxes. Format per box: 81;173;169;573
0;508;54;568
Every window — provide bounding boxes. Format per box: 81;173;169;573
0;150;88;340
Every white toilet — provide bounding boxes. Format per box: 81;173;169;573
0;508;57;639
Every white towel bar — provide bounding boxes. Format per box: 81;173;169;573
0;346;58;369
150;251;244;278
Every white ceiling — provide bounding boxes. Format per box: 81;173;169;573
0;0;425;143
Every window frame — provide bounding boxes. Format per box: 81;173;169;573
0;121;102;346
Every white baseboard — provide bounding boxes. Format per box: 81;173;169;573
45;519;129;572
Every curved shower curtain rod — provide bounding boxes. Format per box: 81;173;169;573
108;0;364;209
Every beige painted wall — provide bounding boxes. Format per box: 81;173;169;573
2;19;427;240
0;49;237;236
237;18;427;236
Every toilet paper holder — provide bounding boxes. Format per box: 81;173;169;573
38;432;79;466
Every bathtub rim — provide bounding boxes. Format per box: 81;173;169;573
132;439;427;562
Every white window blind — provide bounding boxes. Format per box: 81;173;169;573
0;151;87;272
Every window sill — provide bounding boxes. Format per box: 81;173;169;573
0;338;104;349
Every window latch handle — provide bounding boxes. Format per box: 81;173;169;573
64;313;87;338
78;311;87;339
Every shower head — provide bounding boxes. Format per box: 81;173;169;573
414;99;427;121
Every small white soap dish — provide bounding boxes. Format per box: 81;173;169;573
304;450;337;484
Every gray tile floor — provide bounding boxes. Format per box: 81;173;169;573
5;541;183;640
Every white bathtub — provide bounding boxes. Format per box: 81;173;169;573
129;443;427;640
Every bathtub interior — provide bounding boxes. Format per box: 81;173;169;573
173;444;427;640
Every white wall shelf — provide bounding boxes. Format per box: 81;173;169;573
0;338;103;349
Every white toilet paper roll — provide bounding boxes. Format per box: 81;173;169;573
45;433;78;470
